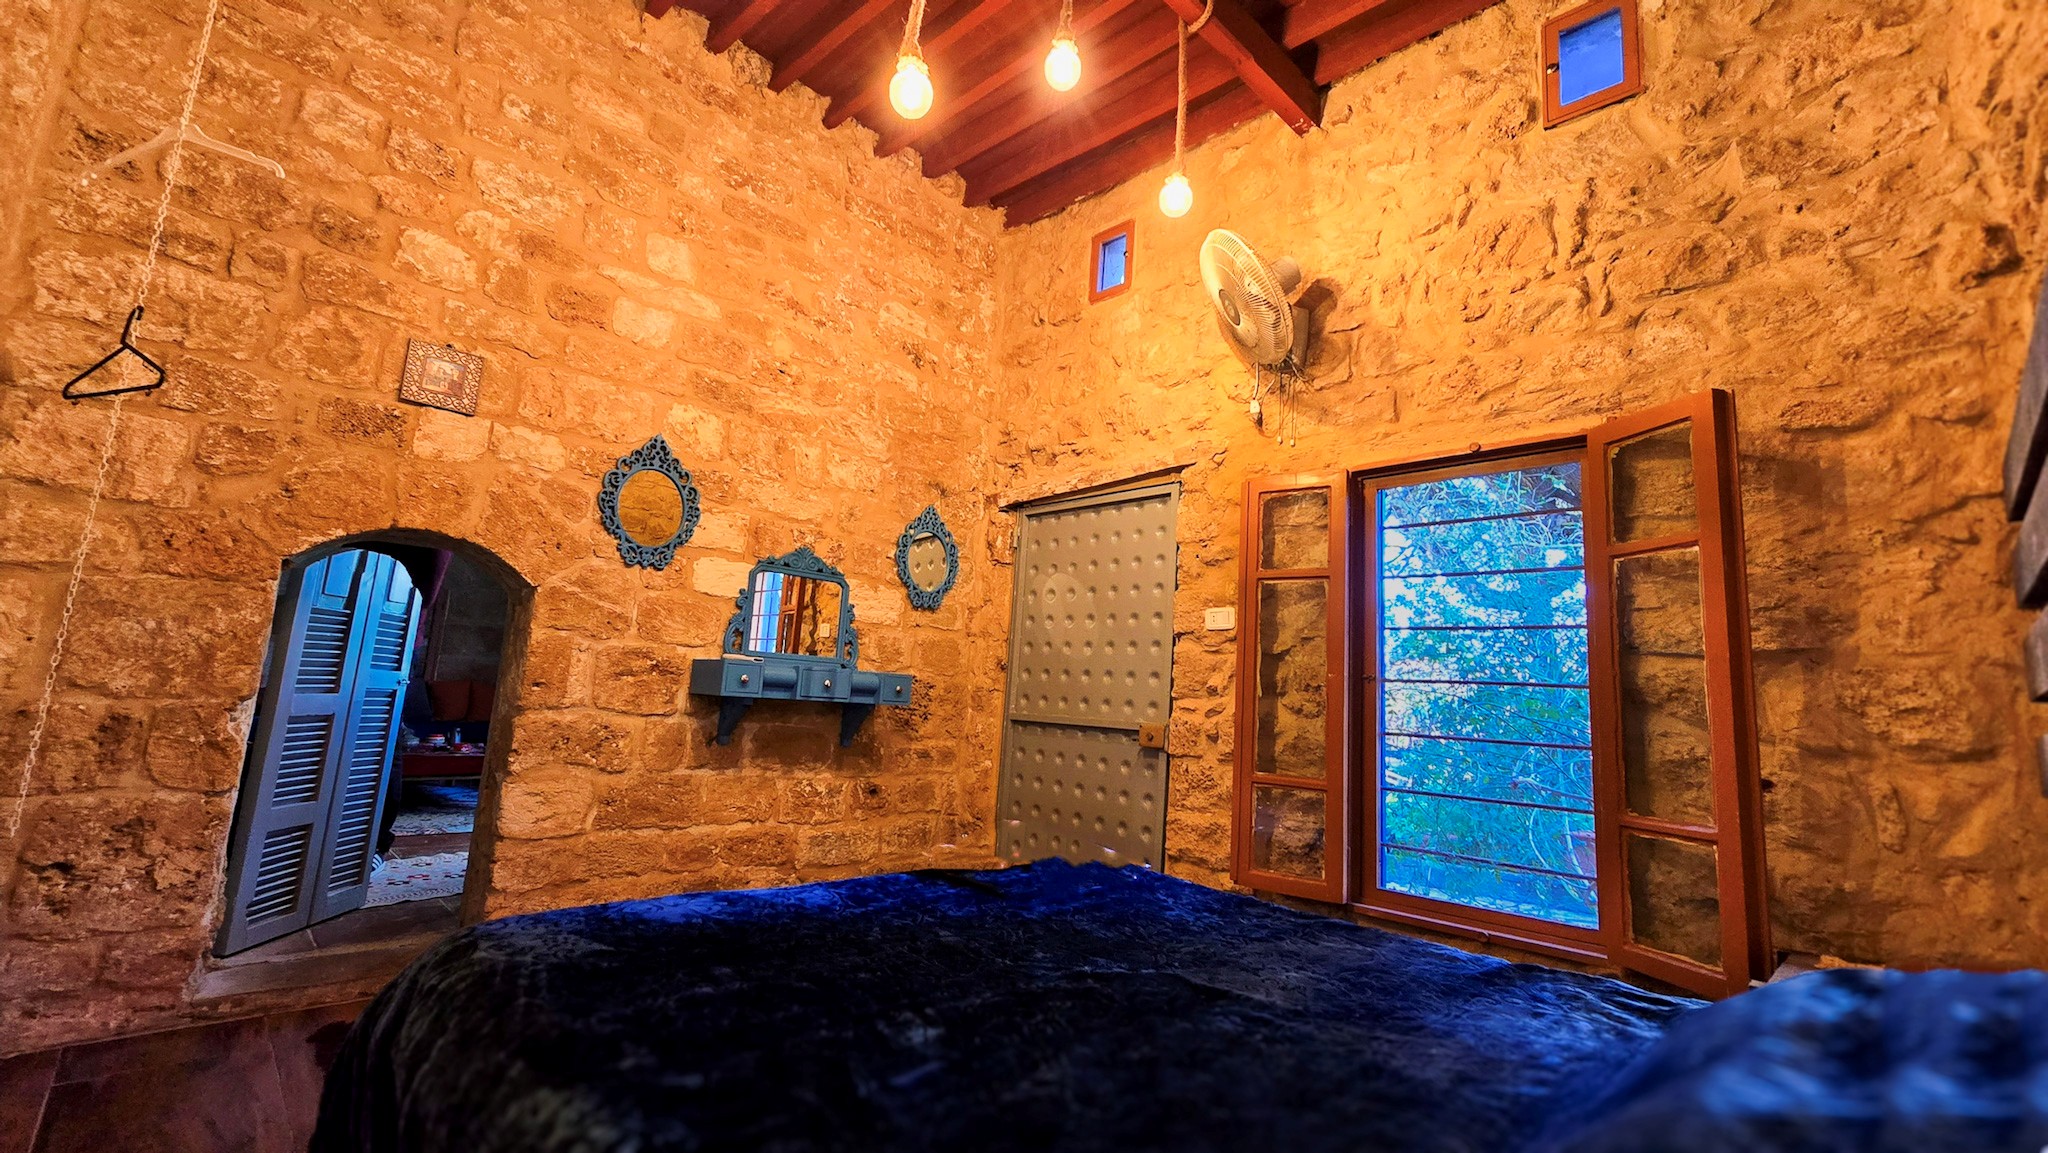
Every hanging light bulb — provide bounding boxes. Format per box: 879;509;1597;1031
1159;171;1193;217
1044;0;1080;91
1160;4;1209;218
891;55;933;119
890;0;934;119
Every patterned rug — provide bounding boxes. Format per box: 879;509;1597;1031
365;851;469;907
389;783;479;836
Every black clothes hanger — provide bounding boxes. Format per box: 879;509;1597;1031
63;306;165;401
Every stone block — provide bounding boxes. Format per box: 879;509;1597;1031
395;228;477;290
299;87;387;151
592;645;689;716
473;157;581;228
493;764;595;839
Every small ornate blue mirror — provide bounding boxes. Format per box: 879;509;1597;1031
722;546;859;666
598;435;700;570
895;505;958;611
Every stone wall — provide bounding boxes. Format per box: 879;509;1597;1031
0;0;1004;1052
988;0;2048;967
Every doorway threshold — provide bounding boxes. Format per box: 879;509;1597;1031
193;897;461;1002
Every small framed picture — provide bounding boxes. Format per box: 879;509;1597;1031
397;339;484;416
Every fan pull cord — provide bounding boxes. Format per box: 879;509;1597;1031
7;0;224;846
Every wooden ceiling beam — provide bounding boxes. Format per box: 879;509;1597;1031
1279;0;1401;46
646;0;683;17
873;0;1153;158
1159;0;1320;134
1310;0;1499;84
962;45;1239;204
913;11;1175;176
771;0;900;92
705;0;785;54
993;84;1267;223
825;0;1025;129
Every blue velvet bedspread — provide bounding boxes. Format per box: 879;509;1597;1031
313;861;2048;1153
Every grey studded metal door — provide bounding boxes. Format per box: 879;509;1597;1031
998;482;1179;869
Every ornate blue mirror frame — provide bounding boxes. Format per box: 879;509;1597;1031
722;546;860;667
895;505;959;611
598;434;700;570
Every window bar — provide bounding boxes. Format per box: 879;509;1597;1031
1379;842;1597;883
1382;730;1592;752
1381;784;1594;815
1381;677;1589;690
1380;564;1586;580
1381;505;1586;532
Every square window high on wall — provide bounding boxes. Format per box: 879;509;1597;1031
1542;0;1643;127
1090;221;1134;302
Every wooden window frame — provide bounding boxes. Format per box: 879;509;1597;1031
1233;391;1769;998
1088;220;1135;303
1541;0;1643;129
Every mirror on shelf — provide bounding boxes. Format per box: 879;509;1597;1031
745;570;843;658
598;434;700;570
723;546;858;666
895;505;959;611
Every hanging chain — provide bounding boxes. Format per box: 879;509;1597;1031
6;0;224;845
1056;0;1074;36
899;0;928;56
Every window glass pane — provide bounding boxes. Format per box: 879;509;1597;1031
1259;488;1328;569
1626;833;1721;966
1556;7;1626;106
1255;578;1327;778
1609;422;1696;541
1095;231;1128;294
1615;547;1715;825
1375;460;1596;929
1251;786;1325;879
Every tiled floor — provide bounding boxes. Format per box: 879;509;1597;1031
0;999;370;1153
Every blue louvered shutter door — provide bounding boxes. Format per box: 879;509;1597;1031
216;550;372;954
310;552;421;920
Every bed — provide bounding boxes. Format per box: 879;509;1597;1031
313;860;2048;1153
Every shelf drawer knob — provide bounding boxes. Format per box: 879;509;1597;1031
824;679;833;689
739;674;750;685
894;685;904;695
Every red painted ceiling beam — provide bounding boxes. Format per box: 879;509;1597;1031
1279;0;1402;46
993;83;1267;223
771;0;901;92
1310;0;1498;83
1159;0;1320;134
825;0;1024;129
914;9;1176;176
962;43;1239;204
873;0;1154;158
646;0;682;17
705;0;784;54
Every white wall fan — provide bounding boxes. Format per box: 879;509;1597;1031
1199;229;1310;443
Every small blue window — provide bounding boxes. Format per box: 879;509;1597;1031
1096;233;1128;295
1556;7;1626;106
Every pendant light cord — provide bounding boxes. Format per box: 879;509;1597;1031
899;0;928;56
6;0;224;846
1057;0;1074;36
1174;1;1214;172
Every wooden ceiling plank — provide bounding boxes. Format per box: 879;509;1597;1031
1279;0;1400;46
1160;0;1321;134
913;11;1177;175
771;0;901;92
993;84;1267;223
874;0;1154;157
1311;0;1499;84
705;0;786;53
962;47;1239;204
825;0;1027;128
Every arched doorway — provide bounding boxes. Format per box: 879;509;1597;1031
212;532;528;959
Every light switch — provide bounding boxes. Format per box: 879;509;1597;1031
1204;606;1236;631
